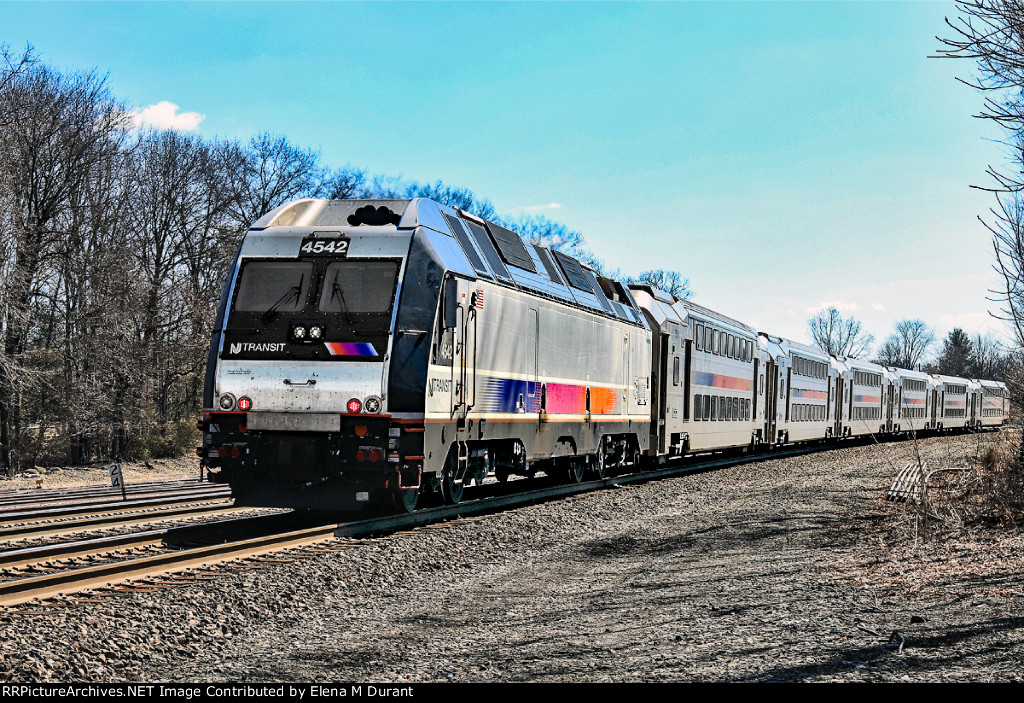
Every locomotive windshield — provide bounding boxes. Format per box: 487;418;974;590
319;261;399;313
234;262;312;312
223;257;401;361
230;259;399;316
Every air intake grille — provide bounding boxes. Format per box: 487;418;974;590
464;220;512;282
485;222;537;273
443;213;491;278
535;247;564;285
552;251;593;292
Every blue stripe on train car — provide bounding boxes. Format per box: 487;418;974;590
478;377;542;413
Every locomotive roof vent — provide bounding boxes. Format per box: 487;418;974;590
347;204;401;227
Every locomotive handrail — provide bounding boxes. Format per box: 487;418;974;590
468;306;478;412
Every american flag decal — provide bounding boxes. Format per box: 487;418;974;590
474;290;484;309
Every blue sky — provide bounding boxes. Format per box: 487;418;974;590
2;1;1009;353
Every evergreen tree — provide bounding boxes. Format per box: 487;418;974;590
936;328;975;376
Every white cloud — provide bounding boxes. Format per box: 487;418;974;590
130;101;205;131
872;302;885;310
520;202;564;212
805;300;860;315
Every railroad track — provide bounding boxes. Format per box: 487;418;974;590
0;438;873;608
0;500;258;545
0;488;231;522
0;478;216;509
0;512;337;606
0;485;229;519
0;480;234;543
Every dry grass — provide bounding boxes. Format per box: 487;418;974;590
975;427;1024;521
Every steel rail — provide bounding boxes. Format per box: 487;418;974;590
0;502;243;543
0;528;171;571
0;479;214;507
0;490;232;525
0;485;228;514
0;510;293;571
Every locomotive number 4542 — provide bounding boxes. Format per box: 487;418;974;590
299;236;349;256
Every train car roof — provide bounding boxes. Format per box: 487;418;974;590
831;357;887;376
759;333;831;363
628;285;758;337
888;366;931;381
930;373;971;386
836;356;886;372
979;379;1007;390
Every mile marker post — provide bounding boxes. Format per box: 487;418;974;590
108;462;126;501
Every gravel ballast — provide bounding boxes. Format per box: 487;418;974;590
1;433;1021;682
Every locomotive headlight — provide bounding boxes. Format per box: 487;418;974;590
364;396;382;414
292;325;307;340
309;326;323;340
218;393;236;410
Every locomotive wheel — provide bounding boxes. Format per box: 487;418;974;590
441;469;464;504
495;466;510;483
564;457;584;484
592;445;607;480
440;459;464;504
392;487;419;514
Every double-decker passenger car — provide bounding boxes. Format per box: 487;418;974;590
980;380;1009;427
832;358;887;437
929;374;971;431
630;287;759;458
890;367;931;434
760;335;834;445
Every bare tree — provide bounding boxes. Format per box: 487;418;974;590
0;42;36;108
985;189;1024;345
938;2;1024;165
318;166;367;200
972;332;1012;379
0;64;128;470
939;3;1024;346
402;179;497;220
873;319;937;369
627;269;694;300
502;214;585;253
807;306;874;358
224;132;323;226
